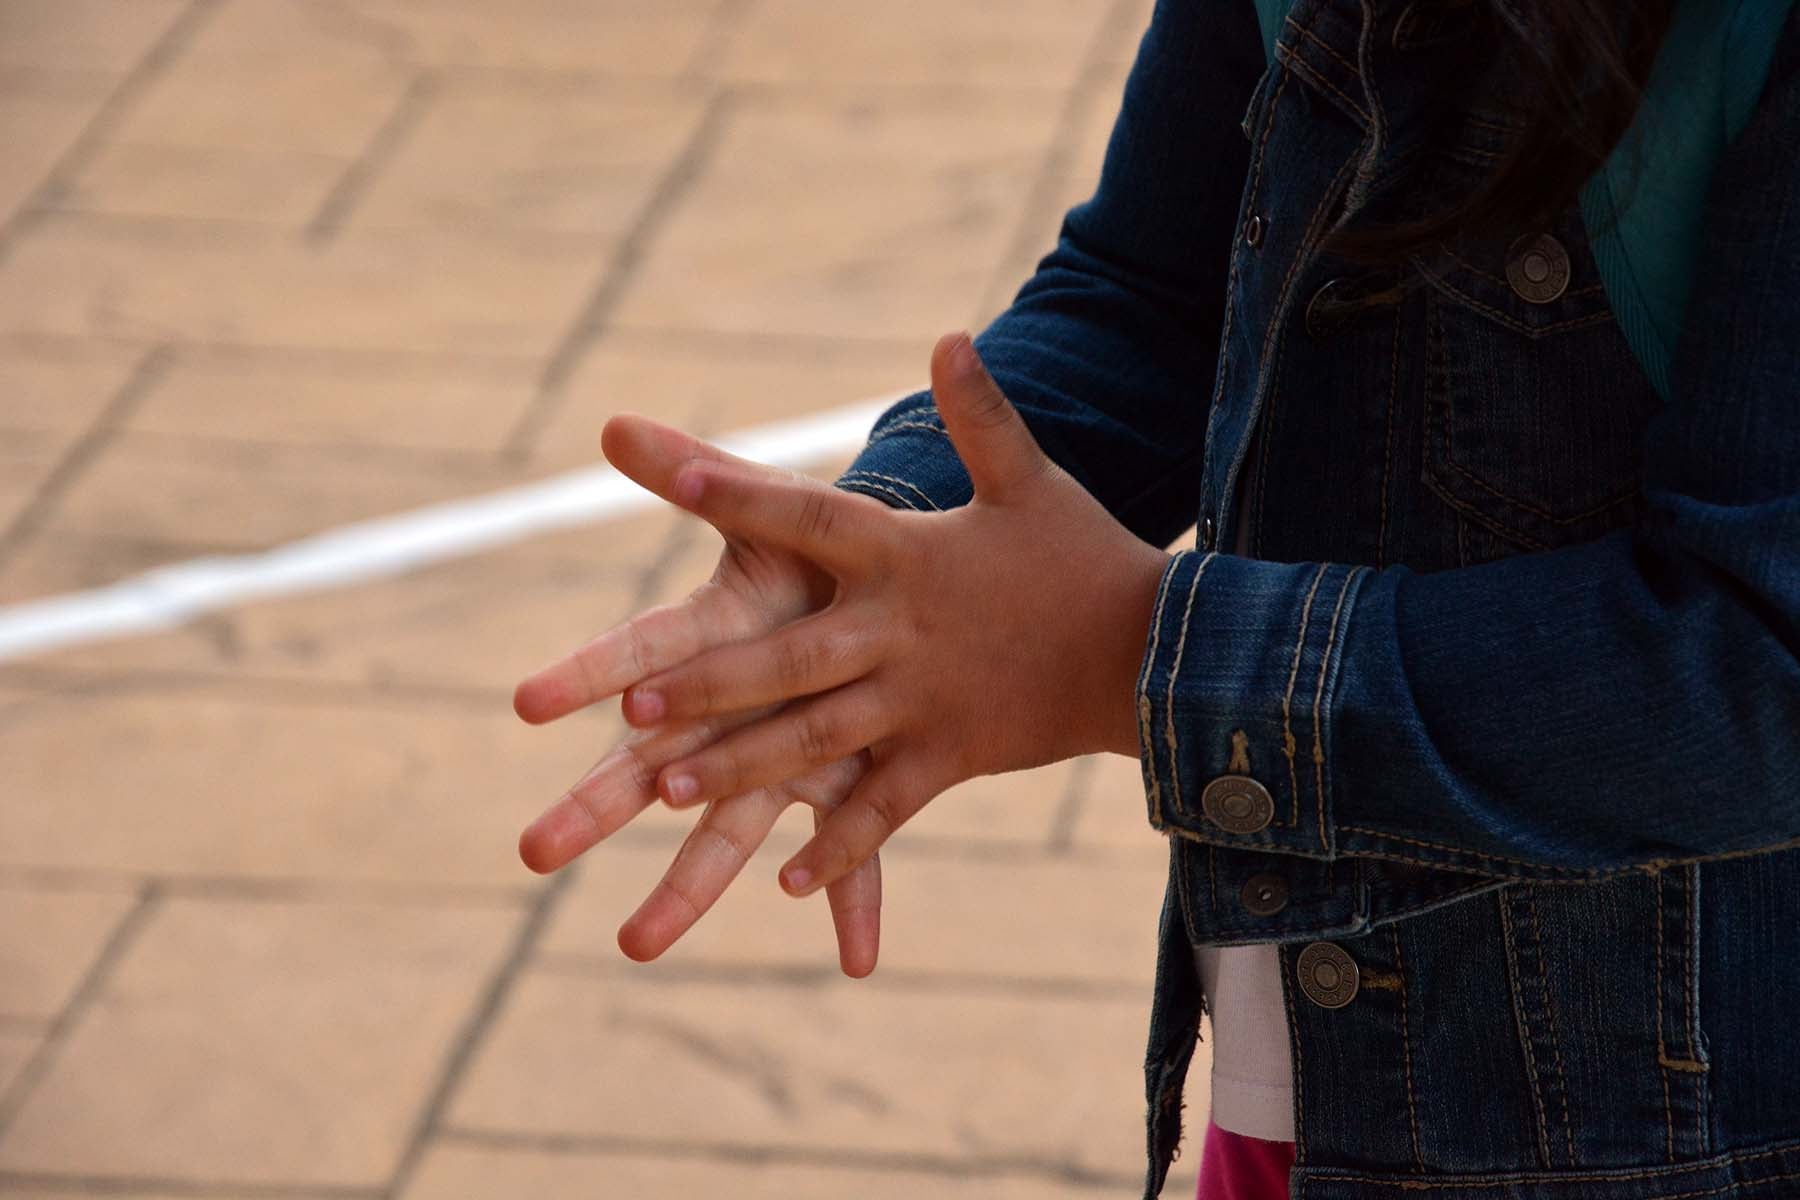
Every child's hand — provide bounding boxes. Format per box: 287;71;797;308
512;421;882;976
616;332;1169;900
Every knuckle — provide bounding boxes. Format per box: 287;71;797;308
623;621;651;681
695;822;754;870
966;384;1013;430
707;751;743;799
861;788;902;839
794;708;841;765
620;742;657;797
656;877;703;924
812;831;854;878
796;488;837;544
687;667;717;714
774;635;815;691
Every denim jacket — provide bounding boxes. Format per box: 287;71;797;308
836;1;1800;1196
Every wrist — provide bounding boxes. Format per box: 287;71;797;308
1099;544;1175;758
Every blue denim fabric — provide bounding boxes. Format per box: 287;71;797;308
836;0;1800;1196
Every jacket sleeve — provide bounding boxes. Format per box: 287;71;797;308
835;0;1269;549
1138;8;1800;880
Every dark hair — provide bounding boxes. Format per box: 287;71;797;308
1325;0;1676;264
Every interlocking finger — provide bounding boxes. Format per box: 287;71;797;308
601;414;760;502
780;757;938;897
657;685;887;809
514;584;745;724
517;710;765;874
668;459;890;572
820;806;881;978
623;609;877;726
616;788;787;962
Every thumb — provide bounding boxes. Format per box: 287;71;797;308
930;331;1047;500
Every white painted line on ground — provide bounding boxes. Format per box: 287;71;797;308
0;396;903;664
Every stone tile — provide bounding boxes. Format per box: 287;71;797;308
173;0;411;71
1067;749;1168;852
61;141;350;226
0;896;520;1185
1100;0;1160;67
0;339;142;433
0;531;195;605
0;1194;262;1200
0;1030;38;1094
0;886;137;1018
107;29;408;158
542;829;1168;984
27;514;675;689
907;760;1079;847
0;687;616;887
0;0;187;74
193;0;726;77
719;0;1111;88
531;331;922;469
974;63;1131;328
39;432;516;549
0;68;114;222
612;89;1061;341
124;351;538;452
0;218;609;357
56;14;413;224
351;79;708;239
382;0;723;76
0;343;141;531
404;1142;1126;1200
1070;57;1134;185
0;433;63;531
449;968;1161;1178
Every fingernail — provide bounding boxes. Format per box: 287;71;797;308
782;865;813;895
662;773;698;806
949;331;977;376
628;689;665;723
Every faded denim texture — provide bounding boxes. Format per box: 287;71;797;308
837;0;1800;1196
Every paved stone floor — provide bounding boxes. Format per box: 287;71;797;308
0;0;1211;1195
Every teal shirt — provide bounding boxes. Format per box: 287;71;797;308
1252;0;1795;398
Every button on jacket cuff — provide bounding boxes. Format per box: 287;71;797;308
1136;548;1370;859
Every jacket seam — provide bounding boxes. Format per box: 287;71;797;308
1498;891;1556;1169
1300;1169;1800;1199
1390;925;1426;1172
1138;556;1179;828
1312;566;1360;854
835;478;926;512
1161;551;1220;824
1276;42;1372;126
1282;564;1331;829
834;470;942;512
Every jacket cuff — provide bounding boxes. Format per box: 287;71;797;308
830;392;973;513
1137;549;1373;859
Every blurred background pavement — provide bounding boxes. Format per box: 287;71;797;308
0;0;1210;1195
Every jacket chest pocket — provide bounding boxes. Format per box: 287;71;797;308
1416;208;1663;554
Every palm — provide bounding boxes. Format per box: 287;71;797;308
514;424;880;977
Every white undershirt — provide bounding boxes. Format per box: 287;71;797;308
1194;941;1295;1140
1189;458;1296;1143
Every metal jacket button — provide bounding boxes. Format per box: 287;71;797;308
1201;775;1274;834
1305;277;1367;338
1244;214;1266;249
1199;515;1216;549
1241;873;1289;916
1505;233;1570;304
1297;942;1359;1008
